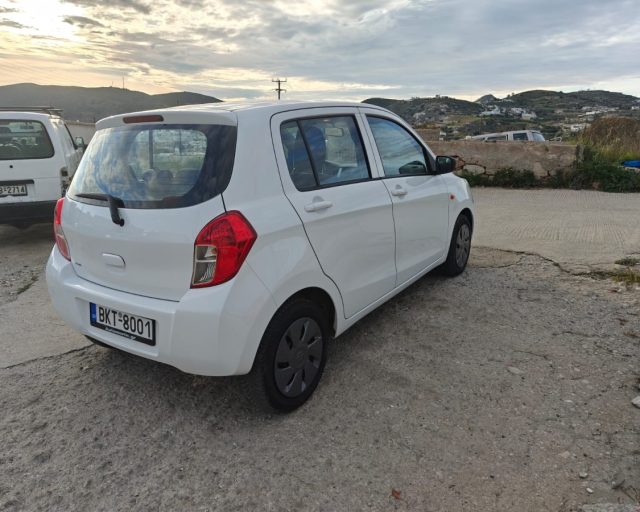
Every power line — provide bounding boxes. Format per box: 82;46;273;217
272;78;287;100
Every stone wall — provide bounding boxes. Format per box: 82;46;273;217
415;130;581;179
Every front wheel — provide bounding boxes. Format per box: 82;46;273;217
441;214;472;276
249;299;330;412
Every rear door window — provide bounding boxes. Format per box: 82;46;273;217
280;115;370;190
0;120;54;160
68;124;236;209
513;132;528;141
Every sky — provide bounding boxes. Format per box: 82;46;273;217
0;0;639;102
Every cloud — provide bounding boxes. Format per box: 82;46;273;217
1;0;639;100
61;0;151;15
0;18;26;29
62;15;104;27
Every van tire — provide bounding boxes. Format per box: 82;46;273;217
248;298;330;412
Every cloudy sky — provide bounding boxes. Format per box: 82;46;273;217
0;0;639;101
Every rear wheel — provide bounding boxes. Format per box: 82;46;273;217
249;298;330;412
442;214;472;276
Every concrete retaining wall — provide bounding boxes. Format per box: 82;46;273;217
416;130;580;179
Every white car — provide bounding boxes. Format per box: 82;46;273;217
0;108;84;227
46;101;474;411
470;129;545;142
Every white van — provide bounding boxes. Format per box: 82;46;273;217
0;108;84;228
470;130;545;142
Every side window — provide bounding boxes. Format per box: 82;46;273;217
486;135;507;141
513;132;528;141
280;115;370;191
367;116;428;177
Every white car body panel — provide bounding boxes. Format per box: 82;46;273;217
62;196;226;301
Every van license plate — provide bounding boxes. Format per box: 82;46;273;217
90;303;156;346
0;184;27;197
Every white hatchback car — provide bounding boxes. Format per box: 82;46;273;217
46;101;474;411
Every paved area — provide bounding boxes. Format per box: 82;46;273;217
1;250;639;511
472;188;640;272
0;189;638;511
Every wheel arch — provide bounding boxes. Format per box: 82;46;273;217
277;287;337;337
459;207;474;232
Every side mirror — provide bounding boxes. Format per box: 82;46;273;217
399;160;427;175
435;156;455;173
74;136;85;149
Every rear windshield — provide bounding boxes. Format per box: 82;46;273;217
0;120;54;160
68;124;236;209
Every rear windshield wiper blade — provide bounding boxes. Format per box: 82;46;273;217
74;193;125;227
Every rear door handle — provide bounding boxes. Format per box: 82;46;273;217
304;200;333;212
390;186;408;197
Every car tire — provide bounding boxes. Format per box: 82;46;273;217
441;214;472;277
248;298;330;412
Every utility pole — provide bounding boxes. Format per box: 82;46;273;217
272;78;287;100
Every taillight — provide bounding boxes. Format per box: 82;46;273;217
53;198;71;261
191;211;257;288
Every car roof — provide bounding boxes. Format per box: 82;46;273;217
0;111;58;122
96;100;391;129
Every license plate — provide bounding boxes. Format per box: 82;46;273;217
0;184;27;197
90;303;156;345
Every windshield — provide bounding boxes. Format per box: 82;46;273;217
68;123;236;209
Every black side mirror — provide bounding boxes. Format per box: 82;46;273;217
435;156;456;173
398;160;427;175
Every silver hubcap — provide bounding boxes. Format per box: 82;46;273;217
455;223;471;268
274;317;323;397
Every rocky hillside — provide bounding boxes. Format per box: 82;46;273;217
365;89;640;139
0;83;221;122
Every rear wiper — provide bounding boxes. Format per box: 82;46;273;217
74;193;125;227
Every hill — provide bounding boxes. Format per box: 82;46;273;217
0;83;221;122
365;89;640;139
364;96;482;125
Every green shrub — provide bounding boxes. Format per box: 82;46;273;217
460;147;640;192
459;168;536;188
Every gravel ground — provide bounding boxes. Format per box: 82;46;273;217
0;224;51;308
1;246;638;511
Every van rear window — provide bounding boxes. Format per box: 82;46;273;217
0;120;54;160
68;124;236;209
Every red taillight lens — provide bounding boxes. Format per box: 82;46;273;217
191;211;257;288
53;198;71;261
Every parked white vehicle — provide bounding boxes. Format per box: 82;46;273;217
46;101;475;410
470;129;545;142
0;108;84;227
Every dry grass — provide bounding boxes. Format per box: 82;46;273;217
579;117;640;161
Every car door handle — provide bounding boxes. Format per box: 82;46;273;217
304;200;333;212
390;186;408;197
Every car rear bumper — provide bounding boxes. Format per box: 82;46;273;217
0;200;57;225
45;246;277;376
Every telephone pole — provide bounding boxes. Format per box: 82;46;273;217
272;78;287;100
